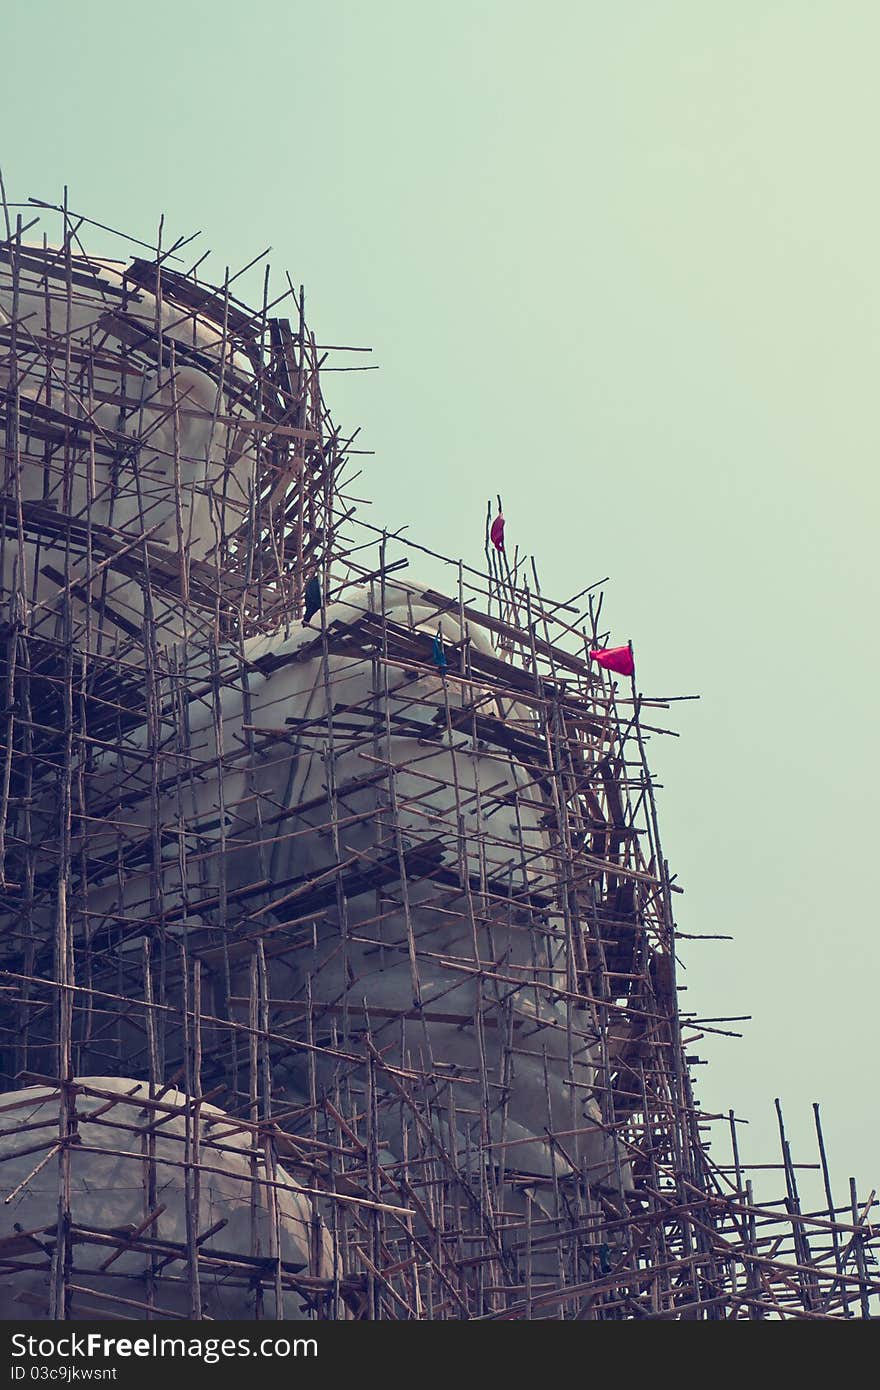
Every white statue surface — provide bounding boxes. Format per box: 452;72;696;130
0;237;638;1319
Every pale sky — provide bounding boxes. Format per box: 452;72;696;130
2;1;877;1215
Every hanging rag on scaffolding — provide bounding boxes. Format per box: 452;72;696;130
303;574;323;625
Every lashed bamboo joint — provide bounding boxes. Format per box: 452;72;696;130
0;195;875;1320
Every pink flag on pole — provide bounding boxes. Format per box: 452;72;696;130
589;645;634;677
490;514;505;552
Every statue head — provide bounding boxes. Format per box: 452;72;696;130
0;243;297;652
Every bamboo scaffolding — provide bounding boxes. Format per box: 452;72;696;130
0;198;875;1321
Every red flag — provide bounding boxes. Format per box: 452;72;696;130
490;514;505;552
589;645;634;677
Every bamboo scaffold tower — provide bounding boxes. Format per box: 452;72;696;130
0;192;876;1321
